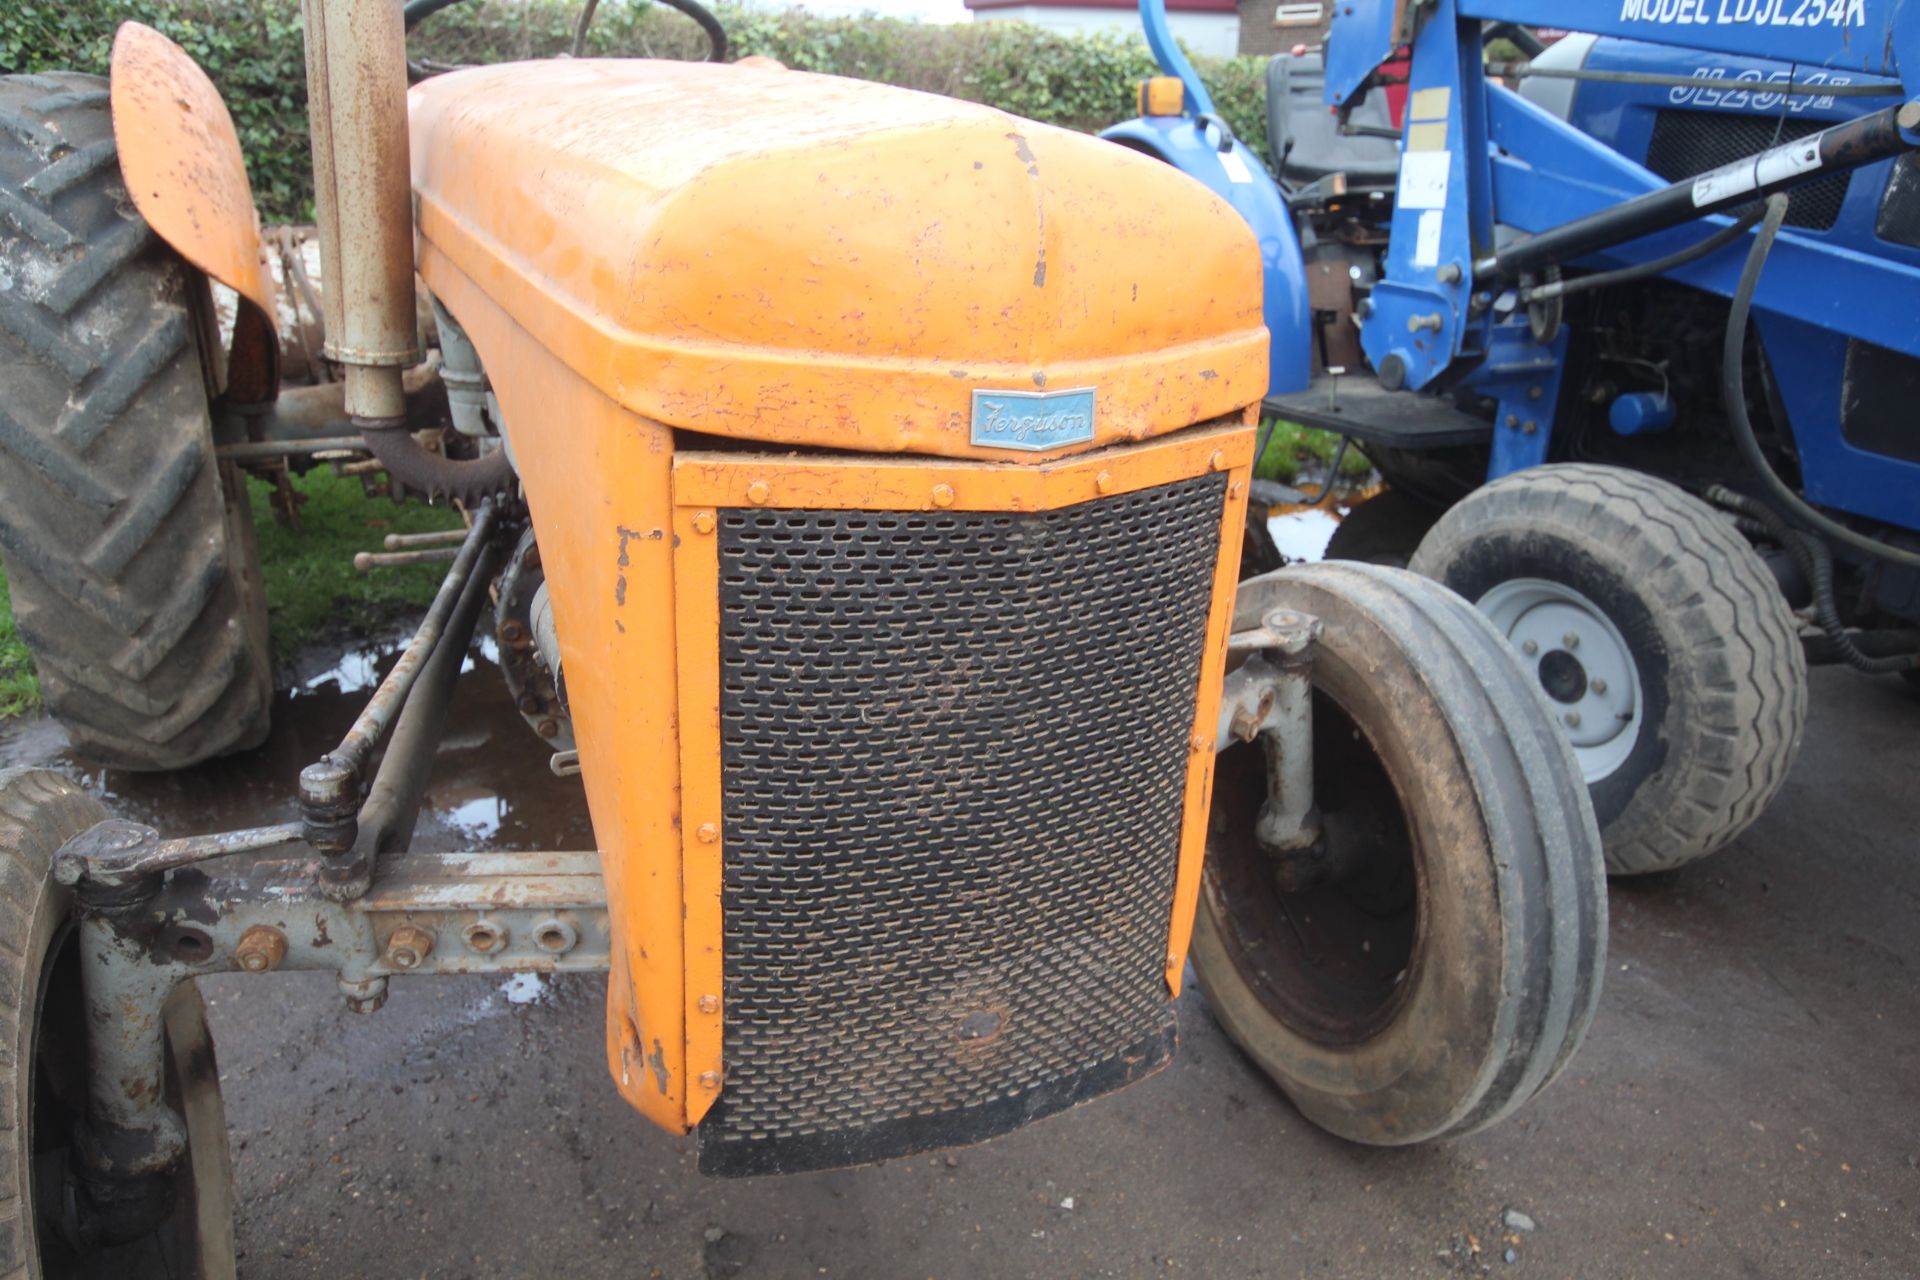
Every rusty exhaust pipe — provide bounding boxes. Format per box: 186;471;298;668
301;0;419;421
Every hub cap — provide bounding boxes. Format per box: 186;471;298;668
1476;578;1642;783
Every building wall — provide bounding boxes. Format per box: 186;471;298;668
1237;0;1330;58
971;6;1242;59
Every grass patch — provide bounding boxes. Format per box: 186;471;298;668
1255;419;1374;485
0;571;37;718
249;468;466;661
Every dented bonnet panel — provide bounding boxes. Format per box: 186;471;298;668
408;59;1268;458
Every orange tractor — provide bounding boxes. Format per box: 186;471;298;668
0;3;1603;1271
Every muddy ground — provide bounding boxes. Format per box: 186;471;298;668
2;633;1915;1279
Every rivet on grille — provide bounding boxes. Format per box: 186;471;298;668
698;994;720;1014
931;483;956;508
1166;952;1180;969
1190;733;1208;753
696;822;719;844
692;511;716;534
699;1071;722;1090
1208;450;1227;472
747;480;772;505
1094;471;1116;494
1229;481;1247;498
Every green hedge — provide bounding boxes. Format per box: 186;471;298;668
1;0;1269;223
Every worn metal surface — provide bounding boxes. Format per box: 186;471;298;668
301;0;418;419
299;503;499;850
495;530;573;751
408;60;1266;459
353;546;460;573
69;842;611;1193
109;23;278;354
696;476;1224;1175
664;432;1253;1134
324;539;502;895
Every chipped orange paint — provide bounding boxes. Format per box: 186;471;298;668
110;24;278;338
408;59;1268;461
409;60;1267;1132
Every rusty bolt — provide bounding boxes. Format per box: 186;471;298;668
696;822;719;844
342;977;388;1015
1095;471;1116;494
746;480;772;505
1208;450;1227;473
691;511;716;534
1521;420;1538;435
501;619;527;644
931;483;956;508
1166;952;1180;969
385;923;436;970
1228;700;1268;743
1528;385;1544;400
698;994;720;1015
235;925;288;973
1190;733;1209;754
536;718;560;739
1228;480;1246;498
699;1071;722;1090
464;920;507;955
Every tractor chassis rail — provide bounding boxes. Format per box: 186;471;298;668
51;831;609;1206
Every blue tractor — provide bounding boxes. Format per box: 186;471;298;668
1107;0;1920;881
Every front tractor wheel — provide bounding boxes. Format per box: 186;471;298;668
1195;563;1606;1145
0;768;235;1279
1409;464;1807;875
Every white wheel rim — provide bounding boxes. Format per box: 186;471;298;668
1476;577;1643;784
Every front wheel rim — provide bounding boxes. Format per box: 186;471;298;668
1476;577;1643;784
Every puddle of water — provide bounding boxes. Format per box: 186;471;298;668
1;627;589;854
500;973;548;1005
1267;509;1341;563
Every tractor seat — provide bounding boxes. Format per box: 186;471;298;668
1266;51;1400;191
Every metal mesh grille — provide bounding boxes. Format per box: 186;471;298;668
1646;110;1848;231
701;473;1226;1175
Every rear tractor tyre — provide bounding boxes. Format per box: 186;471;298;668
0;768;235;1278
1409;464;1807;875
0;73;271;770
1195;562;1606;1144
1321;487;1439;568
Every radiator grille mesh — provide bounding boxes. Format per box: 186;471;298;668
1646;109;1848;231
699;474;1225;1175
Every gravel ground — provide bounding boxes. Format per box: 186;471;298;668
3;643;1914;1280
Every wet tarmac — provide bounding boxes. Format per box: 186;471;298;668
1;627;1915;1278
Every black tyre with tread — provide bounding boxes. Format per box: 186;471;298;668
1195;562;1606;1144
0;767;235;1278
1410;464;1807;875
0;72;270;771
1321;487;1439;568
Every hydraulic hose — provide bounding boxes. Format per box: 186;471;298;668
1519;206;1764;305
1710;486;1919;674
1720;195;1920;571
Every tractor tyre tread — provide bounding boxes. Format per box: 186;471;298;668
1410;463;1806;875
0;767;110;1275
1199;563;1606;1143
0;73;270;771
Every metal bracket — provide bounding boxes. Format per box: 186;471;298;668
1219;608;1324;865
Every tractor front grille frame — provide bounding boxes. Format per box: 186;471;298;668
694;473;1227;1176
